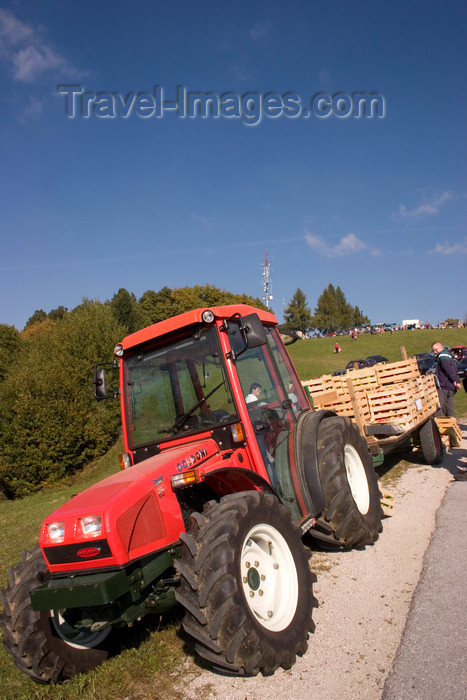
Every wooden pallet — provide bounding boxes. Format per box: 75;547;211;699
374;357;421;385
435;417;463;448
380;487;395;517
365;376;439;431
302;358;440;441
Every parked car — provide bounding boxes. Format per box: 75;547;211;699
456;356;467;379
451;346;467;361
415;352;436;375
366;355;389;366
345;359;371;371
332;368;348;376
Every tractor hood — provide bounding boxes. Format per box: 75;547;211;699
39;439;220;573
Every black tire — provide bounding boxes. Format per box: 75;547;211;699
419;418;443;465
0;547;111;683
316;416;383;548
175;491;317;676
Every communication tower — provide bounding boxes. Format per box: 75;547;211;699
262;251;273;308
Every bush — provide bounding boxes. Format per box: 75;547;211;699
0;300;126;498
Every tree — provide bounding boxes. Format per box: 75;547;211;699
312;284;340;333
49;305;68;321
312;284;369;333
21;317;56;341
138;286;177;327
0;324;23;381
110;288;141;334
0;300;126;498
25;309;47;327
283;289;313;333
351;305;370;328
138;285;267;326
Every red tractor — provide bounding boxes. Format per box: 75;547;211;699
0;305;382;682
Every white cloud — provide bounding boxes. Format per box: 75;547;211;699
0;8;82;82
395;191;454;220
305;231;379;257
12;44;69;82
0;8;34;46
334;233;367;255
429;238;467;255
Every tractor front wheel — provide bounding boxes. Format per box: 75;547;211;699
0;547;112;683
175;491;317;675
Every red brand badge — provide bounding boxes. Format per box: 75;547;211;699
76;547;101;558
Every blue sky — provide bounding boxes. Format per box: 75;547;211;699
0;1;465;330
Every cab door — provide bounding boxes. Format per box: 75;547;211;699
226;323;309;520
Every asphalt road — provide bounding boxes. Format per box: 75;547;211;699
383;459;467;700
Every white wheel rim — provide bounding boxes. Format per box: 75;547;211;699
344;444;370;515
51;610;111;649
240;523;298;632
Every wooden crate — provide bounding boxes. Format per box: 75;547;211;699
302;358;439;437
342;366;379;392
419;374;440;409
302;369;373;426
366;380;424;430
374;358;420;385
435;417;463;448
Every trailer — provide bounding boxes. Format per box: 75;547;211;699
301;355;442;466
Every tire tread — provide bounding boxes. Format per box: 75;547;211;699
175;491;316;676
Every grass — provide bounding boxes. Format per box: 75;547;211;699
0;440;199;700
0;327;465;697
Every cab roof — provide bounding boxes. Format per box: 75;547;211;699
120;304;277;350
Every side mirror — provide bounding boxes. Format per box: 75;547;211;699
241;313;268;349
222;312;268;360
93;367;108;400
93;362;119;400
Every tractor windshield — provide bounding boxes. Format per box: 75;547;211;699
123;326;236;448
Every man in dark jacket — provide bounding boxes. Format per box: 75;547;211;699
432;342;461;418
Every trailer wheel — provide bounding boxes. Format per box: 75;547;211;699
419;418;443;465
175;491;317;676
316;416;382;548
0;547;111;683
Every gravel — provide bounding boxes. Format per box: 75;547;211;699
181;433;463;700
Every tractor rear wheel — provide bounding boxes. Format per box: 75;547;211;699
419;418;443;464
0;547;111;683
175;491;317;675
315;416;383;548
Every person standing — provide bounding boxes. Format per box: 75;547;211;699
431;342;461;418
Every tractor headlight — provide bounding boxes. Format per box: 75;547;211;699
76;515;102;538
46;521;65;543
202;309;215;324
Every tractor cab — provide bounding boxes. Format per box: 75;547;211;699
95;305;311;520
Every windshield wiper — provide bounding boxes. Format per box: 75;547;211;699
170;381;225;433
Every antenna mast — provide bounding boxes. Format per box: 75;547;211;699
262;251;273;308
